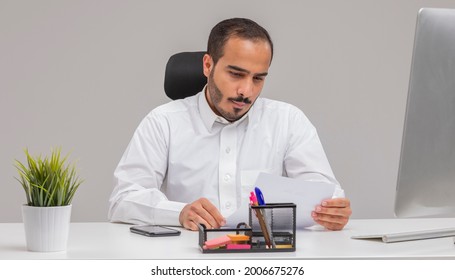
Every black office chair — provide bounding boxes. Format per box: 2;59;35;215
164;51;207;100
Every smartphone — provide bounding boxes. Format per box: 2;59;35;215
130;225;181;237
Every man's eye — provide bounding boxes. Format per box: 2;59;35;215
254;76;264;81
229;71;243;77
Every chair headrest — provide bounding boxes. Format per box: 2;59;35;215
164;51;207;100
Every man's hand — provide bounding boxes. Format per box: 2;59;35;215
312;198;352;231
179;198;226;231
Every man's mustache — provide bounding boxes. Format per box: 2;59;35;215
228;96;252;104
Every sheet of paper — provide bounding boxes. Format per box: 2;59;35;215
226;172;336;229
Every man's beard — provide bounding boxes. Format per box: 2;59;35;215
207;70;252;122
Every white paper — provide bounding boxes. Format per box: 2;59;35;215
226;172;336;229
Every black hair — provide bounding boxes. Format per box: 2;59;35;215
207;18;273;64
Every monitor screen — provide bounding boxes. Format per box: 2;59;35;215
395;8;455;218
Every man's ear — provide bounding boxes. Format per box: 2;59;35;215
203;54;214;78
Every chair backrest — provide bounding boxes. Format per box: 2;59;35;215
164;51;206;100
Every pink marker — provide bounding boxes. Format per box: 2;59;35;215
250;191;258;206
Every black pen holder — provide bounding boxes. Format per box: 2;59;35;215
198;203;296;253
249;203;296;252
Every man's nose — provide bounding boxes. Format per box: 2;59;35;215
237;79;254;97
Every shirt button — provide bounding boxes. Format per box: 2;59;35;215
225;202;231;209
225;147;231;154
224;174;231;182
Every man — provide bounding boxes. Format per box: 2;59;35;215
109;18;351;231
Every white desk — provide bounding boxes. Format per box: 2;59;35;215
1;218;455;259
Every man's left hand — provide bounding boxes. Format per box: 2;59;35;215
312;198;352;230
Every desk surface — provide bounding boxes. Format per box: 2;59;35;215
1;218;455;259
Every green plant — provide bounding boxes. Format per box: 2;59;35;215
14;148;83;207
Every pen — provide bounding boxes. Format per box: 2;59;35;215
249;192;258;207
250;190;273;248
254;187;276;249
254;187;265;206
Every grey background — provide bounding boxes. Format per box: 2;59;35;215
1;0;454;222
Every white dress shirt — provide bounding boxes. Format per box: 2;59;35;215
108;89;343;226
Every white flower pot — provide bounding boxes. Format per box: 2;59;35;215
22;204;72;252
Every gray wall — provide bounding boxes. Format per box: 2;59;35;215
2;0;454;222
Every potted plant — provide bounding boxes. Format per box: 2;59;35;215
15;148;83;252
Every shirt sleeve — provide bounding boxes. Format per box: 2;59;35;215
108;111;186;226
283;107;345;198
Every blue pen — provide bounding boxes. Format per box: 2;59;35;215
254;187;265;205
254;186;276;248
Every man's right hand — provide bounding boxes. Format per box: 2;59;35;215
179;198;226;231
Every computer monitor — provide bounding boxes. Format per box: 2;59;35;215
395;8;455;218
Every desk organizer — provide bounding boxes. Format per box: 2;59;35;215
198;203;296;253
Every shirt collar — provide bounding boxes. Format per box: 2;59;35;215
198;85;250;131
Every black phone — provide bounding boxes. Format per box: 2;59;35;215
130;225;181;237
